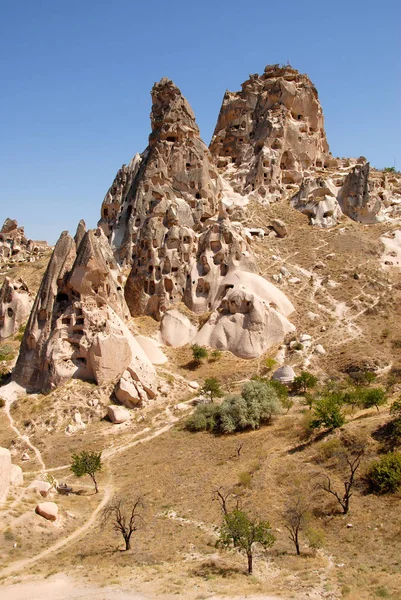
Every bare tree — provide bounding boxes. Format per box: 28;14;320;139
283;495;310;555
102;496;144;550
214;487;242;515
236;442;244;457
318;443;366;515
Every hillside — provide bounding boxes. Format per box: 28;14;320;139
1;64;401;600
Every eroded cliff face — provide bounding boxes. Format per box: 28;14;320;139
13;226;156;401
209;64;333;202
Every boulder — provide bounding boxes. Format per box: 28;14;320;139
0;277;32;340
314;344;326;355
272;365;296;384
136;335;167;365
35;502;58;521
107;405;130;424
115;371;146;408
160;309;197;347
271;219;288;238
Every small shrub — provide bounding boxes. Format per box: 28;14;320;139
305;526;325;550
265;357;277;372
209;349;222;362
316;438;343;462
191;344;208;365
293;371;318;394
0;344;15;362
185;403;220;432
310;395;345;430
367;452;401;494
238;471;252;488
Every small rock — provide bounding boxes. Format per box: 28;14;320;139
300;334;312;342
21;452;30;461
107;405;130;424
271;218;288;238
175;403;191;411
306;311;319;320
35;502;58;521
314;344;326;355
280;266;291;277
288;277;301;284
188;381;199;390
346;523;353;528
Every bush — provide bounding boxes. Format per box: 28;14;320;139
191;344;208;364
209;349;222;362
310;395;345;430
0;344;15;362
359;387;386;411
186;381;281;434
367;453;401;494
185;403;220;432
348;370;376;387
293;371;318;394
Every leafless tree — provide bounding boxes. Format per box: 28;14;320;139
317;443;366;515
214;487;242;515
101;496;144;550
283;495;310;555
236;442;244;457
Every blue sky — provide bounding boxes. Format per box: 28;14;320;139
1;0;400;243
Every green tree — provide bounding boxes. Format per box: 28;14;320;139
71;450;102;493
310;395;345;430
293;371;318;394
349;370;376;387
201;377;224;402
191;344;208;365
359;387;386;412
218;509;275;574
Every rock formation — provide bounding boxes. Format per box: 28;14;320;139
209;64;333;202
0;218;48;263
0;447;11;505
13;226;157;402
291;176;342;227
337;162;382;223
0;277;32;339
97;76;296;357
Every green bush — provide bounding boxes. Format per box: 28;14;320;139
186;381;281;434
367;452;401;494
310;395;345;430
0;344;15;362
359;387;386;411
191;344;208;364
185;403;220;432
293;371;318;394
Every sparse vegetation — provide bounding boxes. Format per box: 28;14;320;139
217;509;275;574
70;450;102;493
191;344;208;366
209;349;222;362
101;496;144;550
283;494;310;555
310;394;345;430
0;344;15;361
367;452;401;494
293;371;318;394
201;377;224;402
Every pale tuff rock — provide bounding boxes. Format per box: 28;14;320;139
74;219;87;249
0;447;11;505
272;365;296;384
29;480;52;497
0;218;48;263
210;64;332;201
0;277;32;340
381;230;401;268
160;309;197;347
338;162;382;223
107;405;130;423
271;219;288;238
35;502;58;521
13;227;157;401
136;335;167;365
99;77;295;357
194;285;295;359
10;464;23;486
291;176;342;227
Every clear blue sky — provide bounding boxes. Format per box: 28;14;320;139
1;0;400;243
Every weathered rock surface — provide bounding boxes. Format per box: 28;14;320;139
107;404;130;423
0;277;32;339
291;176;342;227
338;163;382;223
160;309;198;347
35;501;58;521
0;447;11;504
210;64;332;201
13;227;157;401
29;480;52;497
0;218;48;263
272;365;296;384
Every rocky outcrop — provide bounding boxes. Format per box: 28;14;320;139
0;218;48;263
35;502;58;521
13;227;157;401
0;277;32;339
291;176;342;227
97;77;296;357
338;162;382;223
210;64;334;202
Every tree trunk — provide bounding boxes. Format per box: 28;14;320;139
125;536;131;551
91;474;99;493
295;534;300;555
247;552;253;575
